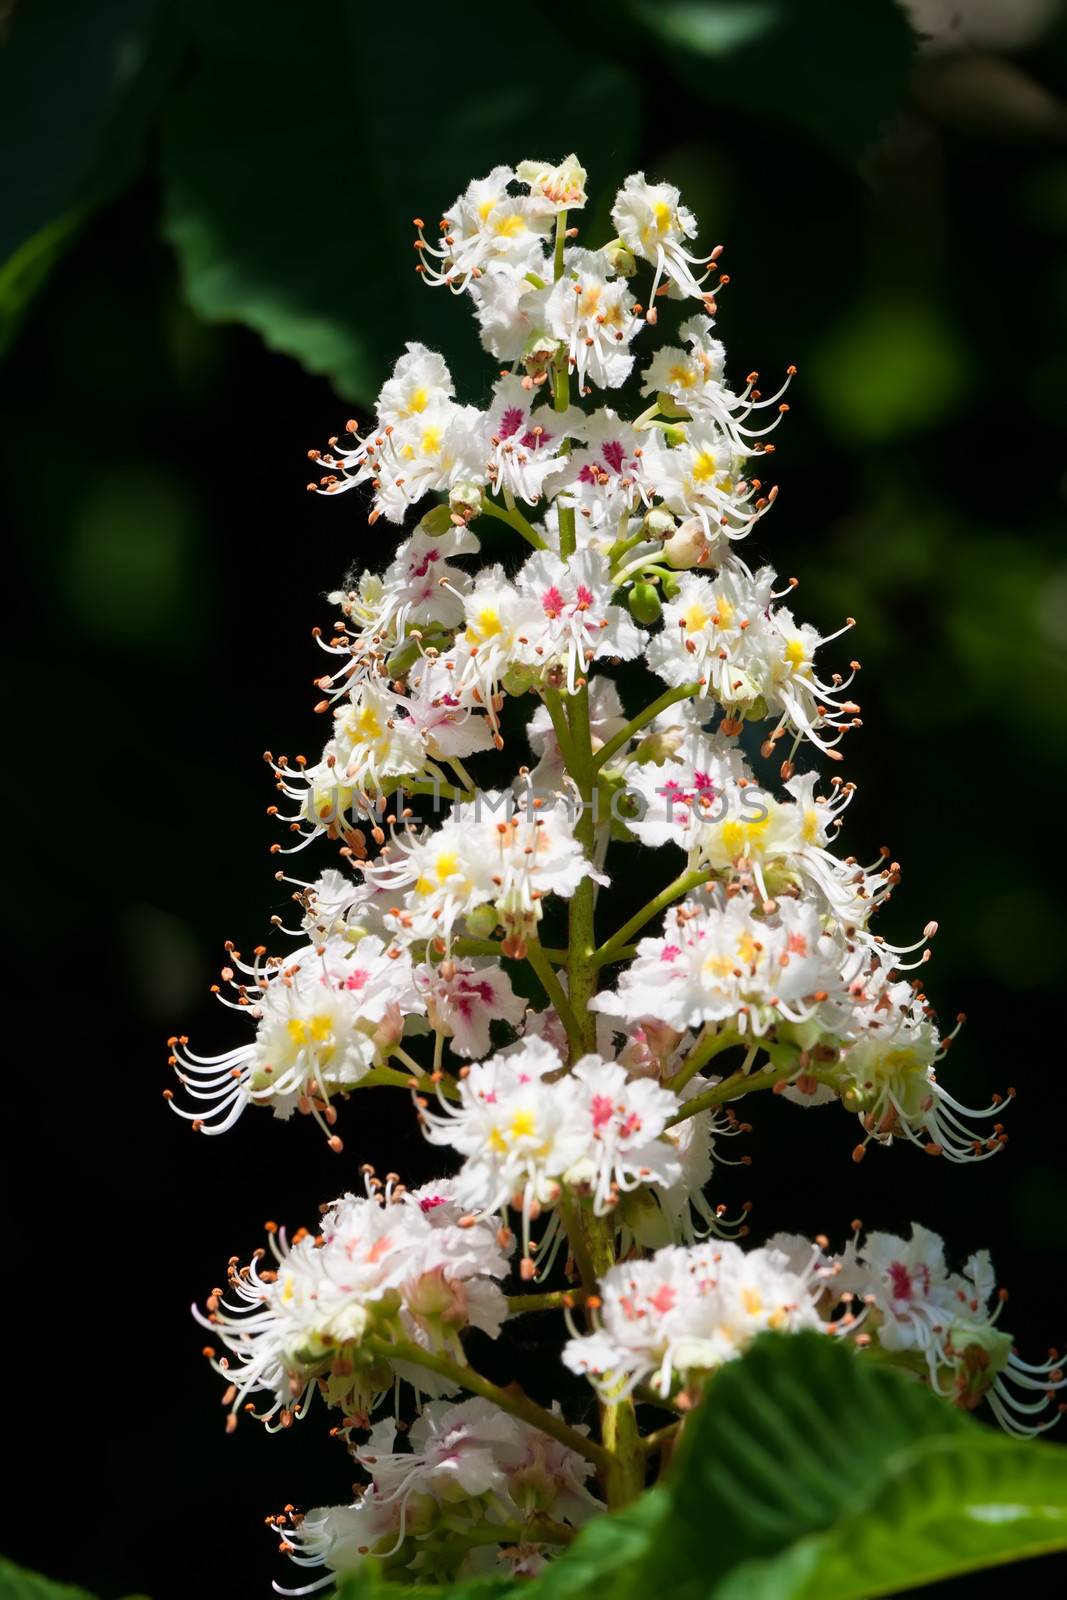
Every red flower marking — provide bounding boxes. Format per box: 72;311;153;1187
590;1094;615;1130
419;1194;449;1213
660;944;681;962
601;440;626;474
498;406;525;439
888;1260;913;1301
648;1284;676;1315
343;969;370;990
521;427;552;449
575;584;594;609
541;585;565;618
410;548;441;579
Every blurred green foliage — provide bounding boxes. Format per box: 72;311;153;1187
2;0;1067;1597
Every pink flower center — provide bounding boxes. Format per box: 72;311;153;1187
590;1094;615;1130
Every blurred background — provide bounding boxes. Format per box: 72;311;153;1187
2;0;1066;1595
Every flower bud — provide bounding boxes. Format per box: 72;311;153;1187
657;389;693;419
465;903;500;940
517;154;587;209
603;242;637;277
628;581;662;625
522;331;560;381
385;636;421;677
416;501;455;538
633;724;687;765
643;506;677;541
663;517;711;570
449;482;483;524
660;571;683;602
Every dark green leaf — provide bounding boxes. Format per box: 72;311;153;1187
621;0;916;163
0;0;179;346
527;1333;1067;1600
0;1556;97;1600
161;1;641;403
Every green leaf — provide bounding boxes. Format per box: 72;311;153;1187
161;1;640;403
0;0;179;349
807;299;971;441
0;1556;98;1600
527;1333;1067;1600
621;0;916;163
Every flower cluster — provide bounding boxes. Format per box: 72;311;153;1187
172;156;1061;1589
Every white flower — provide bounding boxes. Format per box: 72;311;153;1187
170;936;423;1141
563;1239;828;1401
845;1224;1066;1436
622;718;751;851
517;153;588;211
484;376;581;504
376;342;456;426
512;548;643;693
321;525;480;684
468;263;547;362
400;655;500;760
646;561;859;755
642;314;794;453
611;173;716;312
546;409;655;531
414;957;527;1058
364;792;603;955
642;418;763;550
197;1181;511;1431
592;891;852;1037
544;248;643;392
276;1394;597;1589
417;1038;682;1260
840;992;1009;1164
415;166;552;290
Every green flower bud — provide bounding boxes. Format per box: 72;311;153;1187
657;390;694;419
604;243;637;277
502;662;539;696
416;501;455;538
385;635;422;677
465;903;500;940
660;571;683;602
521;331;559;380
629;581;662;625
634;724;687;765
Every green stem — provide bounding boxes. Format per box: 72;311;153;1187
593;682;704;771
565;683;598;1054
506;1288;586;1316
363;1336;611;1470
666;1027;741;1092
594;867;713;968
541;684;578;772
527;939;582;1047
664;1059;789;1127
641;1420;681;1455
478;494;547;551
439;936;566;965
565;1201;645;1507
551;212;578;561
553;210;567;280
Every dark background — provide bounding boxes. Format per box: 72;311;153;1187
2;2;1066;1596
